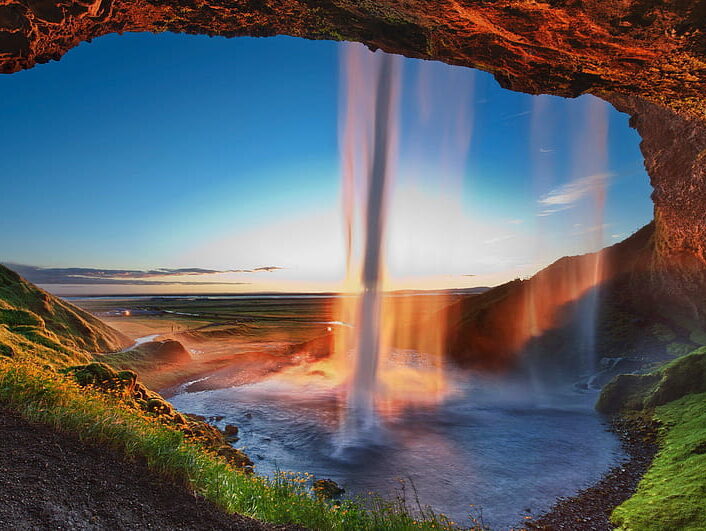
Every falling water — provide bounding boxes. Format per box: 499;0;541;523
337;45;401;441
575;97;608;376
524;95;609;386
348;51;398;430
335;46;473;442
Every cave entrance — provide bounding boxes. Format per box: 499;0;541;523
0;32;653;294
0;31;686;530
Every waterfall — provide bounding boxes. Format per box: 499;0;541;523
338;46;401;442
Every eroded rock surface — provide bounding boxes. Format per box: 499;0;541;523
0;0;703;114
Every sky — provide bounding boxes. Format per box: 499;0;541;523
0;33;653;294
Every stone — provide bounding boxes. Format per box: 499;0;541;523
313;478;345;500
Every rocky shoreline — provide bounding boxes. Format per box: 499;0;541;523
526;415;659;530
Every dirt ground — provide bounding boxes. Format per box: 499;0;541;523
0;409;294;530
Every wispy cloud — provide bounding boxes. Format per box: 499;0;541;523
483;235;515;245
2;263;284;286
571;223;609;237
537;172;611;216
498;110;531;122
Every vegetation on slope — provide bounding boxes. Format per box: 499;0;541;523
0;264;130;355
0;358;459;529
611;393;706;530
597;346;706;530
597;347;706;414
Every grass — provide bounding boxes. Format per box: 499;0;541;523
0;264;129;353
612;393;706;530
0;358;463;530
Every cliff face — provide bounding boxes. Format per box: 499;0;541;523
0;0;703;112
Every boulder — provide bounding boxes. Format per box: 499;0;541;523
63;362;137;397
217;446;254;473
135;339;191;364
313;478;345;500
597;347;706;414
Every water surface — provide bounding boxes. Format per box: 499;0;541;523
170;371;622;530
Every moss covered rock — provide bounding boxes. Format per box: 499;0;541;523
597;347;706;414
63;362;137;396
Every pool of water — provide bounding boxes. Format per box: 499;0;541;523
169;369;623;530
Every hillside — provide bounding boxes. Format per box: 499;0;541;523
443;222;666;370
0;264;130;365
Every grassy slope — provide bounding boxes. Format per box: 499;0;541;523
443;222;656;368
0;359;459;530
596;346;706;530
612;393;706;530
0;264;130;355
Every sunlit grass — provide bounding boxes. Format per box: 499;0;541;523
0;358;467;530
611;392;706;530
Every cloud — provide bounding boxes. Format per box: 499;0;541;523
536;205;573;217
1;263;285;285
539;148;554;153
571;223;609;236
498;110;531;122
482;235;515;245
537;172;612;216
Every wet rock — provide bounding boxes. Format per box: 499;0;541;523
224;424;238;437
313;479;345;500
529;416;659;530
217;446;254;473
134;339;191;364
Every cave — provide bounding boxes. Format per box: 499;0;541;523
2;0;705;314
1;1;706;528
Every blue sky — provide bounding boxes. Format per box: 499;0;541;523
0;33;653;293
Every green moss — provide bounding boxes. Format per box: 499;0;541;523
612;393;706;530
666;342;696;358
689;329;706;346
650;323;677;343
597;347;706;414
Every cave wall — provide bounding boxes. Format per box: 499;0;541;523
1;0;705;276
